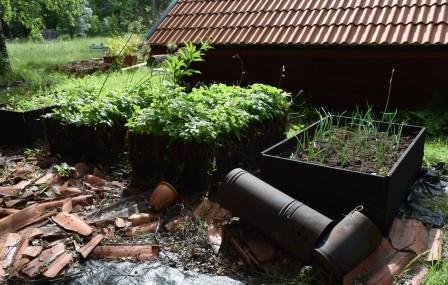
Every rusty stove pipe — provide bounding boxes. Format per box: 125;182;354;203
218;168;382;276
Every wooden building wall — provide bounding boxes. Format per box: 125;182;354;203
152;45;448;110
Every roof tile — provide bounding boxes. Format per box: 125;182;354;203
149;0;448;45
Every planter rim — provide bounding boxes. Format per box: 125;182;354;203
0;105;56;114
261;115;426;178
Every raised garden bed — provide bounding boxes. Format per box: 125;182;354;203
127;83;290;192
55;59;111;76
44;118;125;164
128;114;288;192
261;115;426;234
0;107;53;146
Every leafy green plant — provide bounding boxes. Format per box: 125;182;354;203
105;34;140;57
24;146;45;158
54;163;75;178
405;95;448;137
127;83;290;143
0;89;59;112
163;41;212;84
45;69;157;126
105;36;125;57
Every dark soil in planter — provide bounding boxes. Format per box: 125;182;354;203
284;127;414;176
261;116;426;235
44;118;125;164
128;133;215;192
0;107;52;146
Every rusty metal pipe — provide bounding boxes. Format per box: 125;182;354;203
218;168;383;276
218;168;333;261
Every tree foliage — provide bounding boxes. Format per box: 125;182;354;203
0;0;82;40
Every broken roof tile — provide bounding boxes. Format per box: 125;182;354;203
427;228;443;261
52;211;93;236
78;234;104;258
21;242;65;277
62;198;73;213
0;204;47;237
0;186;20;197
129;213;158;226
130;221;159;235
43;252;72;278
22;246;43;258
91;245;160;260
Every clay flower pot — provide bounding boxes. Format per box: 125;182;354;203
103;56;118;64
148;181;178;211
123;55;138;67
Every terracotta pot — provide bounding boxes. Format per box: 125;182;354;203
148;181;178;211
123;55;138;67
103;56;118;64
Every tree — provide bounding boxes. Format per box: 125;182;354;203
0;20;10;75
0;0;82;75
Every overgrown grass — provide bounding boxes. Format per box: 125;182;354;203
1;37;108;89
424;138;448;167
7;37;107;70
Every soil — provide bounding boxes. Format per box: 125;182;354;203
284;127;414;176
55;59;111;76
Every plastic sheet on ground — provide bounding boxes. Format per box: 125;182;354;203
399;166;448;227
65;260;243;285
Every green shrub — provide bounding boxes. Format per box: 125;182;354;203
0;89;59;112
127;83;290;143
45;85;144;126
405;95;448;136
163;41;212;84
105;34;140;57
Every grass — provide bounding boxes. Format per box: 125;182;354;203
1;36;108;90
7;36;107;70
424;138;448;167
425;262;448;285
420;138;448;284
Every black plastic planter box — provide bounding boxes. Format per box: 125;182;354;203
261;117;426;235
44;118;126;164
0;107;52;146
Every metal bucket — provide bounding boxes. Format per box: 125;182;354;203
313;210;383;276
218;168;333;261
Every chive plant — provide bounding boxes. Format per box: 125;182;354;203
293;108;406;174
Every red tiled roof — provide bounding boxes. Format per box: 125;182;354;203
148;0;448;46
